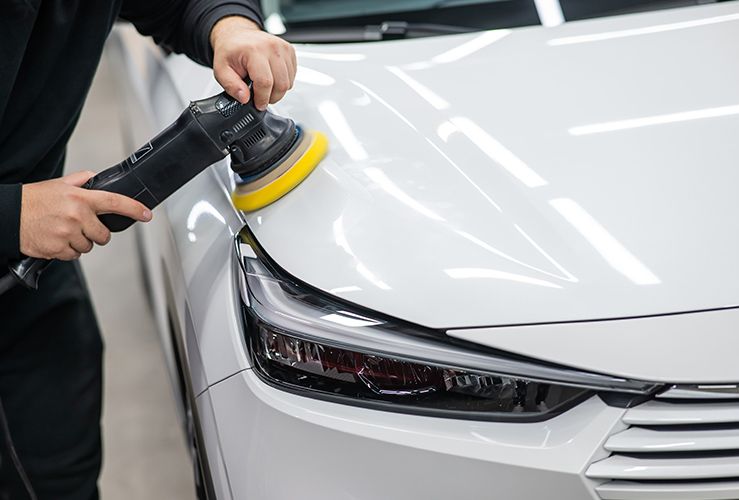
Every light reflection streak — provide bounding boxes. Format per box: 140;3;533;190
533;0;564;27
296;51;366;61
364;167;446;222
569;104;739;135
445;268;562;289
329;286;362;294
320;312;380;328
549;12;739;45
333;216;391;290
448;117;548;188
550;198;660;285
431;30;511;64
295;66;335;86
386;66;450;110
186;200;226;242
318;101;368;161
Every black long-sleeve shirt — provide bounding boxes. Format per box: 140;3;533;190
0;0;263;264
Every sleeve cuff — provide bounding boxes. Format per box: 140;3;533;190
0;184;22;262
200;4;265;67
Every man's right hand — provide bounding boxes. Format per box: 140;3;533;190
19;170;152;261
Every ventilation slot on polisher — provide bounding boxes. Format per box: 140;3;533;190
242;128;266;149
233;113;254;133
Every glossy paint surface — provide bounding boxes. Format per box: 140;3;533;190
236;2;739;329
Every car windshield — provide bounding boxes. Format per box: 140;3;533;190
262;0;731;38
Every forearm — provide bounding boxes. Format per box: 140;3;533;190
120;0;264;67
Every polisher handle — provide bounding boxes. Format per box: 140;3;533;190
6;102;228;291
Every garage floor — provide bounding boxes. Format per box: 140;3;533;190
66;48;197;500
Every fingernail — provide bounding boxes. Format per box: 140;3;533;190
236;89;246;103
142;210;152;221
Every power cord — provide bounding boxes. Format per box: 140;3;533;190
0;396;37;500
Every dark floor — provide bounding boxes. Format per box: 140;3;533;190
66;48;197;500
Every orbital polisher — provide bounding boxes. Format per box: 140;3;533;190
1;89;328;293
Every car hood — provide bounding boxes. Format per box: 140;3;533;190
244;2;739;329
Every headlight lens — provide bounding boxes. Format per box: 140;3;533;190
252;322;589;416
236;229;659;421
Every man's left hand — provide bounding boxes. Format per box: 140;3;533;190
210;16;296;111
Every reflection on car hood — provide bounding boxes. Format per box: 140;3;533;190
244;2;739;329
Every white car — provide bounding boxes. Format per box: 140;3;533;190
111;1;739;499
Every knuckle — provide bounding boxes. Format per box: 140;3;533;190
105;193;119;210
57;224;73;238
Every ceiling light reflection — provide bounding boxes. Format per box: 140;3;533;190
296;51;366;61
431;30;511;64
386;66;450;110
318;101;368;161
186;200;226;243
295;66;336;86
329;286;362;294
550;198;660;285
569;104;739;135
445;268;562;289
549;12;739;45
449;117;548;188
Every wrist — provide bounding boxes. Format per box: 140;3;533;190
210;16;261;51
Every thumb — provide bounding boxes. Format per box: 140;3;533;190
61;170;96;187
215;64;251;104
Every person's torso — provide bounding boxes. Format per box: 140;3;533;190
0;0;122;183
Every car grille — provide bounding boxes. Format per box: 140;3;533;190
587;388;739;500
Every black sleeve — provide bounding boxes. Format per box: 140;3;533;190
119;0;264;67
0;184;22;262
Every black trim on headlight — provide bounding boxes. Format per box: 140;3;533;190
234;227;661;421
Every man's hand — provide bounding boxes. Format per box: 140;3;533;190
210;16;296;111
19;171;152;261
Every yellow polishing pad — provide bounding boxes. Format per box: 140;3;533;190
231;129;328;212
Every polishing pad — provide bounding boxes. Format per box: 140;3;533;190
231;128;328;212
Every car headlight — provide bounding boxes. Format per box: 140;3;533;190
235;228;659;421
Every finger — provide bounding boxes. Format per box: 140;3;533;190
214;63;250;104
82;213;112;246
246;56;273;110
69;232;94;254
85;190;152;222
62;170;96;187
269;59;291;104
58;246;82;261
